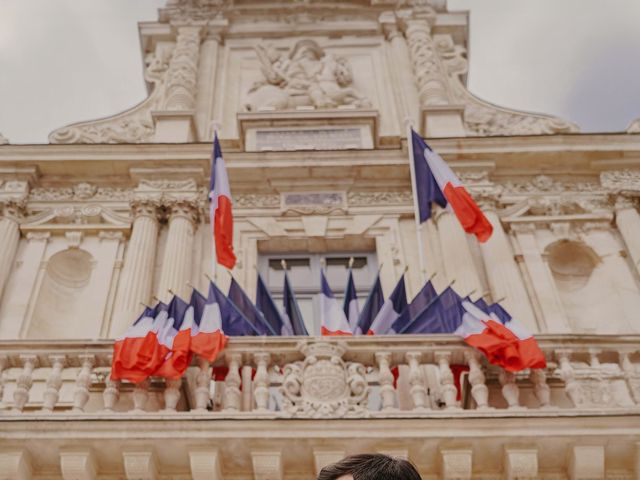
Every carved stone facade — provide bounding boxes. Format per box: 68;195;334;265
1;0;640;478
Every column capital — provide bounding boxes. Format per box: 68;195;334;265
614;193;639;211
164;198;200;225
130;197;162;222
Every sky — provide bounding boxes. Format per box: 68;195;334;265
0;0;639;144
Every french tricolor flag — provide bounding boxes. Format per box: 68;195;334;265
210;134;237;269
153;295;191;379
111;302;170;383
457;300;546;372
367;273;407;335
412;129;493;243
320;270;352;336
189;287;228;362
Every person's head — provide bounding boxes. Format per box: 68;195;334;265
317;454;421;480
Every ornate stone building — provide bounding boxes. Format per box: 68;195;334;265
1;0;640;478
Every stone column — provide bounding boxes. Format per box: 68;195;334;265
615;195;640;277
478;203;538;331
157;200;199;302
380;13;420;127
109;200;161;337
0;201;24;303
511;224;570;333
435;209;483;298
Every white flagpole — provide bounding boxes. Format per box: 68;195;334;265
405;118;428;285
211;120;221;284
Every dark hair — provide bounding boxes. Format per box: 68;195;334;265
317;454;421;480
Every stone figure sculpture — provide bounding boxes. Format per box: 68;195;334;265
246;39;371;111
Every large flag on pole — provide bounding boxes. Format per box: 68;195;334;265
320;270;352;336
342;267;360;331
282;269;309;336
209;134;237;269
367;273;407;335
411;129;493;242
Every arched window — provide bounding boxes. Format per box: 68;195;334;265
27;249;94;339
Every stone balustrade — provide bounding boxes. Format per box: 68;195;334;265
0;335;638;418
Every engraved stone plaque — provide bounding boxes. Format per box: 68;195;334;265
255;128;364;151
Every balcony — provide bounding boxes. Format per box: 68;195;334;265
0;335;639;479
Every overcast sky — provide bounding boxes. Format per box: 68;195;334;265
1;0;639;144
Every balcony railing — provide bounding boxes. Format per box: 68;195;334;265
0;335;639;418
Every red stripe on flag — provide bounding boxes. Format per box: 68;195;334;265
464;320;546;372
214;195;236;269
111;334;167;383
443;183;493;243
321;326;352;336
153;329;193;379
191;330;228;363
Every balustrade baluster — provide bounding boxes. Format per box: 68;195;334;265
405;352;428;410
133;379;150;412
464;350;489;409
499;370;521;409
530;369;551;408
163;378;182;412
223;353;242;412
557;350;583;407
194;358;211;412
253;353;270;412
103;378;120;412
72;355;95;412
42;355;65;412
14;355;37;412
375;352;396;411
435;351;458;409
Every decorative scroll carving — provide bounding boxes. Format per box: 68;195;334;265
246;40;371;111
600;170;640;194
527;197;611;216
49;86;162;144
48;30;174;144
280;342;369;418
347;191;413;206
21;205;131;229
234;193;280;209
627;118;640;133
502;175;599;194
29;184;132;202
163;0;225;23
164;26;202;111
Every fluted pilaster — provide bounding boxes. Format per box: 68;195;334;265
109;200;160;337
157;200;199;302
615;196;640;278
479;208;538;332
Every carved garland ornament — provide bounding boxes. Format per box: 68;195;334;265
280;342;369;418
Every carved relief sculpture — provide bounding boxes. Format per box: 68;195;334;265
280;341;369;418
246;40;371;111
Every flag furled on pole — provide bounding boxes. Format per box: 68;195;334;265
228;277;275;336
256;273;291;335
411;129;493;242
282;269;309;336
355;272;384;335
343;267;360;331
209;134;237;269
320;270;352;336
367;273;407;335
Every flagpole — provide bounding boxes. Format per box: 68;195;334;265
405;118;428;285
211;120;220;284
